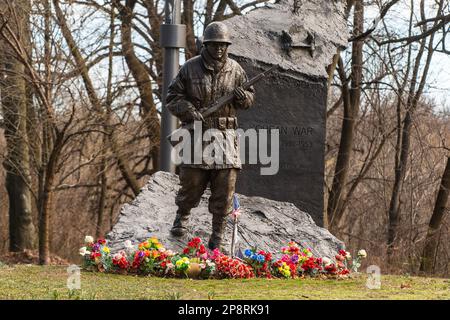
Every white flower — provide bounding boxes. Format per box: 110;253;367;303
199;263;206;269
79;247;90;256
167;263;174;269
113;253;123;260
358;249;367;258
166;250;174;256
322;257;332;266
124;240;133;248
345;251;352;260
84;236;94;244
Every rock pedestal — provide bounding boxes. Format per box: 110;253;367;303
106;172;344;259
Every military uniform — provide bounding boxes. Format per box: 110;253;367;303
166;22;255;250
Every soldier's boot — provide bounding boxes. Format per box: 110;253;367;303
170;209;190;237
208;215;226;251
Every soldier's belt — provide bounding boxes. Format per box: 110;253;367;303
203;117;238;130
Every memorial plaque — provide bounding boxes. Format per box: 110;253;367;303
234;58;326;225
224;0;348;226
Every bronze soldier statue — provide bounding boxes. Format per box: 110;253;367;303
166;21;255;251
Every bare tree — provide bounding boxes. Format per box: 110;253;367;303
0;0;37;251
386;0;443;259
114;0;161;172
327;0;364;230
420;155;450;273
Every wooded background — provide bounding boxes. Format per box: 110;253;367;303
0;0;449;275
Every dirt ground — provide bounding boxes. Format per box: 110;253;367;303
0;250;69;266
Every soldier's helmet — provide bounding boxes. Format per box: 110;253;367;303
203;22;232;44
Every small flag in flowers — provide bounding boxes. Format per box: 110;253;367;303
231;194;241;218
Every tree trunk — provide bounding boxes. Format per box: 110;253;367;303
420;156;450;273
115;0;161;172
96;152;108;239
205;0;214;26
38;152;58;265
213;0;227;21
35;0;56;266
182;0;197;60
387;0;438;256
144;0;164;98
0;0;37;251
53;0;142;196
327;0;364;230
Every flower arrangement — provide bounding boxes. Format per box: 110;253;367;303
135;238;174;276
313;249;352;276
179;238;216;279
274;261;291;278
350;249;367;273
243;248;272;278
213;250;254;279
80;237;112;272
79;236;366;280
175;256;190;277
182;237;208;259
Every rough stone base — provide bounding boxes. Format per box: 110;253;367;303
106;171;344;259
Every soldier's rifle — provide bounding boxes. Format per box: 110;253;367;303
167;64;278;144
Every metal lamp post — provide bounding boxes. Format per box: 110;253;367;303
160;0;186;173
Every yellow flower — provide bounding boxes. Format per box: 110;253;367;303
150;237;159;244
278;262;291;278
102;247;110;254
176;257;190;268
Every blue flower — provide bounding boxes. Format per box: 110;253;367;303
257;254;265;263
250;254;257;260
244;249;252;257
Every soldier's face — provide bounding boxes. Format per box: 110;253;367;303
206;42;229;60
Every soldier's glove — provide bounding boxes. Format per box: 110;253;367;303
234;87;246;102
186;107;205;123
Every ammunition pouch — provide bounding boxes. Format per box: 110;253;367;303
203;117;238;130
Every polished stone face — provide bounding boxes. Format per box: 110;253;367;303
233;56;326;226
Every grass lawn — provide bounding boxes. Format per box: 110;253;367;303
0;264;449;300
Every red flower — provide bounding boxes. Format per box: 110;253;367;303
90;252;101;260
325;264;338;274
113;255;129;269
183;248;190;254
340;269;350;275
335;254;345;262
214;254;254;279
187;241;195;248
